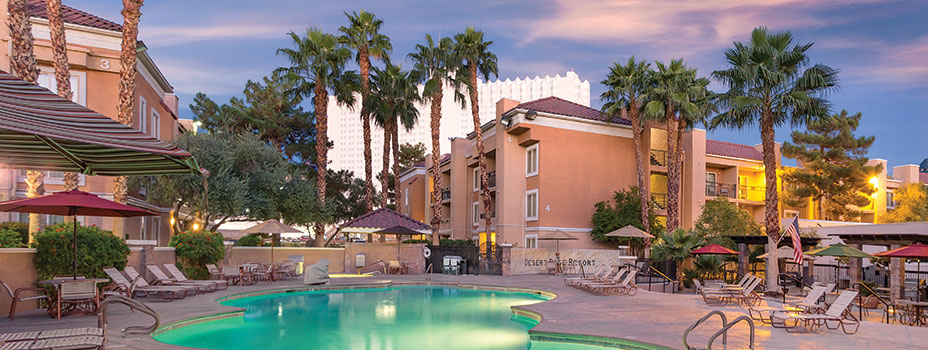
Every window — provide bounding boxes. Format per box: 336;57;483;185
139;97;148;134
706;172;716;184
526;144;539;177
526;189;539;221
783;210;799;218
152;217;161;241
472;202;480;226
47;215;65;226
140;217;147;240
152;110;161;139
37;68;86;106
525;234;538;249
887;190;896;209
404;188;409;208
473;167;480;191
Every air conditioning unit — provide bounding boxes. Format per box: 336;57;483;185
355;254;366;268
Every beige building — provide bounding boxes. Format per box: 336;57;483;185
0;1;185;244
399;96;924;249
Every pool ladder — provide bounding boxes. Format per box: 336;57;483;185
425;263;434;281
683;310;754;350
98;295;161;335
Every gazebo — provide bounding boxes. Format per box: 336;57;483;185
338;208;431;242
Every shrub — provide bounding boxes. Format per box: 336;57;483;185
0;222;29;246
33;223;129;280
401;239;430;244
235;235;261;246
0;227;25;248
439;238;474;246
170;230;225;279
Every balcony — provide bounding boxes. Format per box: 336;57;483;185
650;149;668;167
441;188;451;201
440;217;450;225
706;181;764;202
479;211;497;219
651;193;667;210
488;170;496;188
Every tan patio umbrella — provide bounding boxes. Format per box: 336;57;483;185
538;230;578;259
604;225;655;239
241;219;302;262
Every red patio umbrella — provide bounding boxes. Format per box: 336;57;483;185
691;244;740;255
875;243;928;297
0;190;155;279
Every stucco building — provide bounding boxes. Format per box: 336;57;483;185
0;0;184;244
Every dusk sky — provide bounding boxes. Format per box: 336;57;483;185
70;0;927;169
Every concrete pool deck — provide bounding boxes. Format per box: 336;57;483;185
1;274;926;349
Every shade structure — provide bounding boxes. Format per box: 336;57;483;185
242;219;303;262
691;244;740;255
758;246;814;260
0;190;155;278
538;230;578;257
804;244;872;258
0;71;199;176
604;225;655;239
375;225;427;261
873;243;928;258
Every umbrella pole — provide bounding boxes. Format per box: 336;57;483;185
71;207;78;280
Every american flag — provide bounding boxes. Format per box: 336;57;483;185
785;216;802;264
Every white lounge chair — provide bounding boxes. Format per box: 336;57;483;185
564;265;606;287
162;264;229;290
749;284;831;324
147;265;222;292
772;290;860;334
124;266;200;295
102;268;188;302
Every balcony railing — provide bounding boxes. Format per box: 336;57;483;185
479;211;497;219
706;181;765;201
650;149;668;167
488;170;497;188
651;193;667;210
440;218;450;225
441;188;451;200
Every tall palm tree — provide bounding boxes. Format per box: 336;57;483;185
409;34;463;245
369;62;420;211
645;59;690;233
278;28;358;247
44;0;80;192
338;10;391;213
711;27;837;293
454;27;497;235
8;0;42;241
113;0;144;239
601;57;653;236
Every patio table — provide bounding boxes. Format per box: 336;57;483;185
38;278;110;319
897;300;928;326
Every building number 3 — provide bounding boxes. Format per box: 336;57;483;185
100;59;110;70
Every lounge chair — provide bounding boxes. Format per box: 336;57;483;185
102;268;188;302
693;279;731;306
729;277;763;306
124;267;201;295
575;267;626;290
772;290;860;334
0;328;103;342
1;281;48;321
793;283;835;313
749;284;831;324
0;335;104;350
163;264;229;290
148;265;224;292
564;265;606;287
586;269;638;296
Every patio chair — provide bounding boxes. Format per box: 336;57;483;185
749;284;830;324
102;268;188;302
545;261;557;275
159;264;228;291
215;265;244;285
564;265;606;287
772;290;860;334
1;281;49;321
124;266;201;295
55;280;98;320
793;283;835;313
587;268;638;296
575;267;626;290
729;277;763;306
146;265;216;293
693;279;729;306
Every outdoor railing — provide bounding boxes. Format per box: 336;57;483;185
650;149;668;167
479;211;496;219
651;193;667;210
645;265;678;294
853;281;894;324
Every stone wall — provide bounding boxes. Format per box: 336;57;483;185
509;248;636;275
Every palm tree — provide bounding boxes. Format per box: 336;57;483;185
44;0;80;192
409;34;462;245
651;228;705;288
113;0;144;239
278;28;358;247
645;59;690;232
601;57;653;236
338;10;391;213
369;62;420;211
454;27;497;235
711;27;837;293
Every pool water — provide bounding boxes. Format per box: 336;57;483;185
154;286;632;350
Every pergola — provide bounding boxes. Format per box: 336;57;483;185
820;222;928;301
726;235;822;279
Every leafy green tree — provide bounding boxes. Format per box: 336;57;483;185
651;228;705;286
368;61;420;211
591;187;663;255
601;57;654;234
693;197;762;241
409;33;463;245
0;227;25;248
710;27;838;293
397;142;427;173
170;230;225;279
781;110;880;221
339;10;392;212
277;28;359;246
880;183;928;223
454;27;498;233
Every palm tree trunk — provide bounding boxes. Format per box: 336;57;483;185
114;0;144;239
47;0;80;222
313;85;328;247
429;89;444;245
665;107;680;232
9;0;42;241
391;118;401;211
761;113;780;294
379;120;391;243
630;103;648;233
359;47;374;213
468;65;492;236
675;116;686;225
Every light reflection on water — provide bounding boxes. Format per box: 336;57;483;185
154;286;548;350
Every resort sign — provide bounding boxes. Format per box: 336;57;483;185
510;248;636;275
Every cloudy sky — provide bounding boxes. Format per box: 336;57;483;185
69;0;927;168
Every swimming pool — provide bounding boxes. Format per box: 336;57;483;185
154;285;664;350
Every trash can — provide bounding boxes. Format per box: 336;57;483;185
443;255;463;275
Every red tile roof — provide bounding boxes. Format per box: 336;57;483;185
919;172;928;184
706;139;764;161
28;0;122;32
512;97;631;125
340;208;431;231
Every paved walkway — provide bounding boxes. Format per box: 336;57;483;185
1;274;926;349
